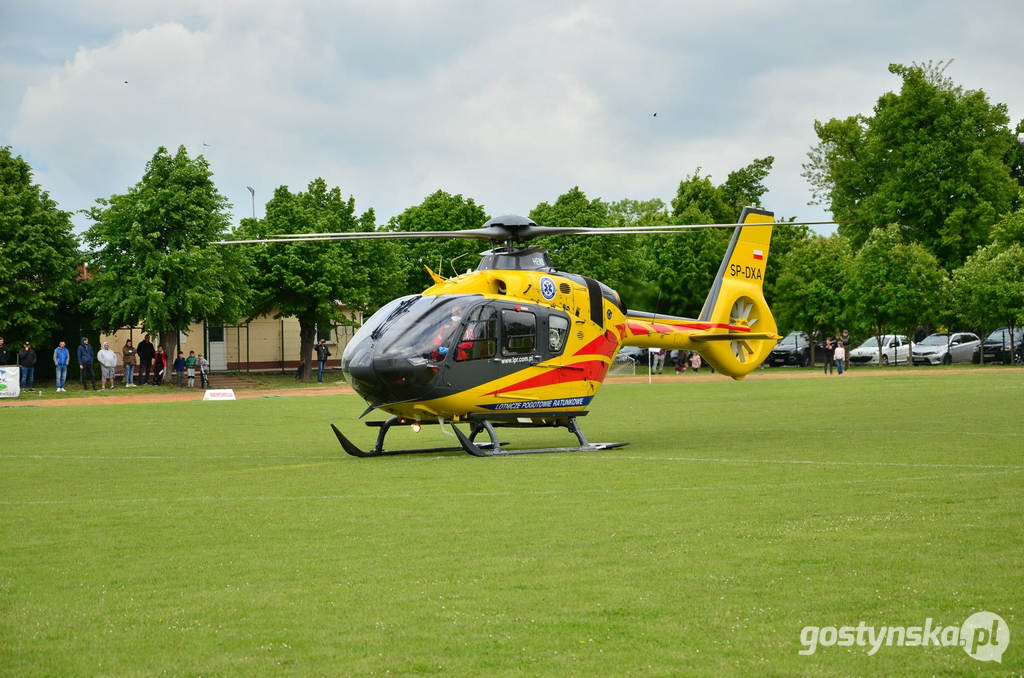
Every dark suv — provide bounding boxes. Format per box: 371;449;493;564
767;331;811;367
981;327;1024;364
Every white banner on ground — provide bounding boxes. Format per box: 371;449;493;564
0;366;21;398
203;388;236;401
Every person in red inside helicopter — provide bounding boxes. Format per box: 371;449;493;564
429;305;464;362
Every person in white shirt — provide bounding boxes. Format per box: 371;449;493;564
97;341;119;389
833;341;846;375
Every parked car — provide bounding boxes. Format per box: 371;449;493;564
981;327;1024;364
767;331;811;367
848;335;913;365
911;332;981;365
614;346;650;366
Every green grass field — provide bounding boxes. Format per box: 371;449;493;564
2;371;1022;676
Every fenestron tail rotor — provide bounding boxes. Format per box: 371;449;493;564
729;297;758;363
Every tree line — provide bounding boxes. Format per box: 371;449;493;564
2;62;1022;378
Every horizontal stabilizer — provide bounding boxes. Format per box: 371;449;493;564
690;332;780;342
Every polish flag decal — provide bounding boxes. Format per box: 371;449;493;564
752;249;764;260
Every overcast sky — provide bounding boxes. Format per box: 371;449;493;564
2;1;1022;234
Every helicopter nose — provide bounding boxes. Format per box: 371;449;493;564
343;341;385;399
343;340;442;406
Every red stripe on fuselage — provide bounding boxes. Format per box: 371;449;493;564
626;320;751;335
574;331;619;359
489;360;610;395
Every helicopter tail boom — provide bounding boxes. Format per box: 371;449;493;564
622;207;779;379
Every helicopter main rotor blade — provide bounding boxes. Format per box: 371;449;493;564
215;220;838;246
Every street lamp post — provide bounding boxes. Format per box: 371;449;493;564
246;186;255;219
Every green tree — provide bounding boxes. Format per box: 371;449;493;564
641;202;727;316
640;161;778;316
950;243;1024;361
804;61;1019;269
530;187;643;297
762;219;811;304
607;198;669;228
845;225;946;362
719;156;775;220
605;198;669;308
83;145;249;355
235;178;401;380
386;190;489;297
0;147;81;350
772;235;854;346
989;194;1024;247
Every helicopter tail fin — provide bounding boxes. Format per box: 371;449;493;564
693;207;779;379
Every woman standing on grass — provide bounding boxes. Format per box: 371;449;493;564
122;339;137;387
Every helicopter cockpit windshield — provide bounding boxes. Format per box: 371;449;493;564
354;295;483;365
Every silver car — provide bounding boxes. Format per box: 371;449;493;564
849;334;913;365
911;332;981;365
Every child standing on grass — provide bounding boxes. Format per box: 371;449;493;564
198;353;210;388
185;350;197;388
173;351;186;387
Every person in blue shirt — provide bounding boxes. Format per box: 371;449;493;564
53;340;70;392
172;351;186;387
77;337;97;391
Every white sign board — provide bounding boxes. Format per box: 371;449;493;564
0;366;20;398
203;389;236;401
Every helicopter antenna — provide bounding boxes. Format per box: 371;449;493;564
448;251;473;277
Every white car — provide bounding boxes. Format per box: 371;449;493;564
848;334;913;365
911;332;981;365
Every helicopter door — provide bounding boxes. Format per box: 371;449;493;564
445;304;537;391
500;308;539;366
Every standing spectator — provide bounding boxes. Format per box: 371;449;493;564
185;350;197;388
198;353;210;388
823;337;834;375
315;338;331;383
137;333;155;385
834;340;846;375
18;341;37;389
53;340;70;392
839;330;852;367
652;348;666;374
78;337;97;391
172;351;186;387
97;341;118;390
122;339;138;387
152;346;167;385
690;351;702;374
0;336;8;364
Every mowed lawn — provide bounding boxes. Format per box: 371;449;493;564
1;371;1022;676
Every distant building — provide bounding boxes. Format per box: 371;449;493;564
100;307;361;373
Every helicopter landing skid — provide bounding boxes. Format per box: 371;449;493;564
454;412;627;456
332;412;627;457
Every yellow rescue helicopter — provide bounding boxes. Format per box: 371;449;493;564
229;207;805;456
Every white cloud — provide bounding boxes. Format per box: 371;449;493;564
5;1;1023;234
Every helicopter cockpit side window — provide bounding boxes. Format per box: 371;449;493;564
502;309;536;355
455;306;498;361
548;314;569;354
